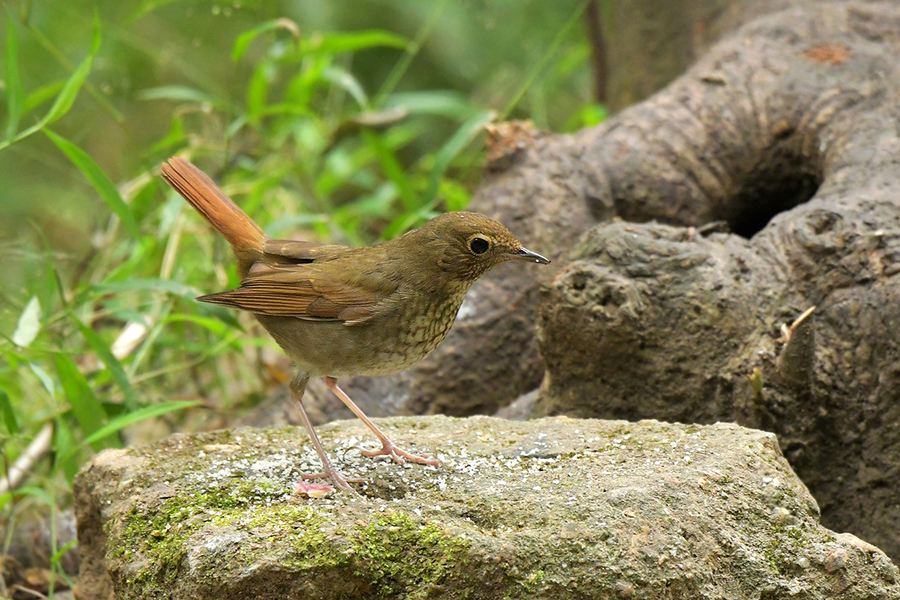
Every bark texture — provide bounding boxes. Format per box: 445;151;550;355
535;0;900;562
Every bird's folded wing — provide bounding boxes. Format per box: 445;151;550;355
264;239;349;263
197;263;396;324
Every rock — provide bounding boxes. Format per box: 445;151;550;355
534;208;900;561
74;417;899;600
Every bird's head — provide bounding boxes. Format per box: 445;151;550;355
405;211;549;282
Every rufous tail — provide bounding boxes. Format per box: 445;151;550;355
161;157;266;277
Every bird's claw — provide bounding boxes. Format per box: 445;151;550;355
358;442;441;467
298;470;365;497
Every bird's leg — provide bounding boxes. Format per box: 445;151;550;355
289;374;364;495
323;376;441;467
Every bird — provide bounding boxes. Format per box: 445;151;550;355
160;157;549;494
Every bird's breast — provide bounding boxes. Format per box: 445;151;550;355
255;285;470;378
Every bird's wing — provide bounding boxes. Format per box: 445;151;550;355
197;261;397;324
263;239;349;264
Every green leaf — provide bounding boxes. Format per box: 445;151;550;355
425;109;495;198
374;0;446;105
65;400;200;461
29;362;56;399
34;229;60;317
322;66;368;108
41;52;93;127
161;314;237;337
136;85;227;110
53;417;80;483
0;387;18;434
246;62;274;120
12;296;41;348
439;179;470;212
91;10;103;55
384;91;477;119
51;540;78;566
126;0;181;23
91;278;200;299
380;110;493;240
43;129;141;240
54;354;112;452
5;16;23;141
71;316;138;411
0;41;95;151
305;30;407;55
232;18;299;62
22;80;65;117
5;485;55;507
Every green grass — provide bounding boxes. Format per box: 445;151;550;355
0;1;604;596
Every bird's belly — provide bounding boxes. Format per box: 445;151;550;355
255;298;460;377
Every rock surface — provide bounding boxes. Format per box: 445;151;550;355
74;417;899;600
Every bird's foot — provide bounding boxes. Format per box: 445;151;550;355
358;441;441;467
294;479;336;498
298;469;365;497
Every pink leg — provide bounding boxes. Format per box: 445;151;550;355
324;377;441;467
290;374;363;495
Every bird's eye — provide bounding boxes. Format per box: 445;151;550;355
469;236;490;255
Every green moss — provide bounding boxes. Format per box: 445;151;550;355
351;511;472;598
107;479;302;594
109;496;198;592
522;569;545;592
109;481;480;598
244;503;342;571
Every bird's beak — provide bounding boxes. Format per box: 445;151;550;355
512;246;550;264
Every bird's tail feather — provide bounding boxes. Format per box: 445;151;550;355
161;157;266;276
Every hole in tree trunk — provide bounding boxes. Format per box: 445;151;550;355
723;140;822;238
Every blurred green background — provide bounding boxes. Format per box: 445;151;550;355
1;0;596;297
0;1;601;591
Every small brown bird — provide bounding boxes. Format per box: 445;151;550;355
160;157;549;494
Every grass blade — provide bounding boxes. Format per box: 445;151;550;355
33;52;93;129
29;362;56;399
306;30;407;55
500;0;590;120
232;18;299;62
363;128;417;210
22;80;65;117
63;400;201;462
322;66;368;108
381;109;494;239
0;387;18;434
5;15;23;141
90;278;200;298
136;85;228;110
71;315;138;411
423;109;495;203
53;417;81;483
0;43;95;151
3;485;56;507
161;314;240;337
53;353;113;452
374;0;446;105
384;90;477;119
43;129;141;239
